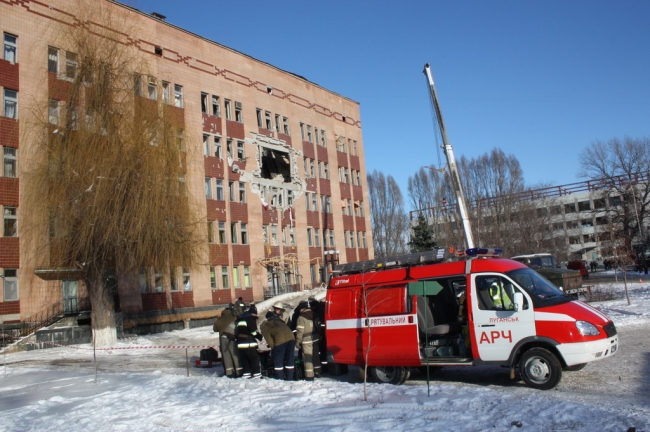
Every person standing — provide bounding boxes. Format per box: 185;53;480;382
295;304;321;380
214;306;241;378
260;311;296;380
271;301;291;324
235;305;263;379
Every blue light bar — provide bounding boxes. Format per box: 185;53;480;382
466;247;502;257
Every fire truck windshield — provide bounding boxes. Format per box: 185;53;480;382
506;268;571;308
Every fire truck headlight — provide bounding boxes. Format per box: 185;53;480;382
576;321;600;336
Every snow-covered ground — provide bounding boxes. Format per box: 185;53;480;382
1;275;649;432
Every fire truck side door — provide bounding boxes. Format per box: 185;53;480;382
470;274;536;362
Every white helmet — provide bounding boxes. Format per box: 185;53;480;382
272;301;285;310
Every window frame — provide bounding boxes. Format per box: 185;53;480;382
3;206;17;237
4;89;17;119
4;33;17;63
3;268;18;301
3;147;16;178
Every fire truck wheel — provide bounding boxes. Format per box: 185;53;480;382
370;366;409;385
519;347;562;390
564;363;587;372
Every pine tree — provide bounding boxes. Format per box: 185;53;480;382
409;214;437;252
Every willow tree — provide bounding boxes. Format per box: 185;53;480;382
23;2;203;346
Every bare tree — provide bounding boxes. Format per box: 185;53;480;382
23;1;204;346
579;136;650;252
367;170;409;258
408;148;561;256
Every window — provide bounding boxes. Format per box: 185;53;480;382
229;181;236;202
310;159;315;177
307;125;312;143
205;178;213;199
207;221;214;243
300;122;305;141
256;108;262;127
226;139;233;158
244;266;251;288
349;231;355;248
147;76;157;100
362;232;367;248
214;136;222;158
201;92;209;114
176;128;185;151
329;230;335;247
314;228;321;247
324;163;329;179
218;221;227;244
203;134;210;156
314;129;319;145
275;114;281;132
4;89;17;119
283;117;290;135
221;266;229;289
307;227;313;247
241;223;248;244
265;111;272;130
139;268;150;293
237;141;245;161
216;179;224;201
64;51;77;79
3;269;18;301
564;203;576;213
262;225;268;244
210;267;217;290
212;95;220;117
4;206;16;237
239;182;246;203
4;33;17;63
162;81;171;104
231;223;238;244
325;196;332;213
48;46;59;73
4;147;16;178
312;193;318;212
154;269;164;292
578;201;591;212
134;73;143;96
282;226;288;245
346;200;352;216
174;84;183;108
271;224;278;245
235;101;243;122
289;227;295;245
233;267;240;288
344;231;349;248
476;276;517;311
320;129;326;147
352;140;357;156
48;99;59;125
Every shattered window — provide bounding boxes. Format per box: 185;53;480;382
260;147;291;183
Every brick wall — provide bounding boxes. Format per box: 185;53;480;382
0;177;19;206
225;120;244;139
210;244;229;266
0;117;19;148
141;292;168;311
202;114;222;134
212;289;231;305
0;59;19;90
232;244;250;265
0;237;19;267
171;290;194;309
0;300;19;315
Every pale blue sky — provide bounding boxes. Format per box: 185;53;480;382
124;0;650;208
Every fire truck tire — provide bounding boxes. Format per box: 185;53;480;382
370;366;409;385
564;363;587;372
519;347;562;390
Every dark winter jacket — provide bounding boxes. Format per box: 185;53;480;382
214;309;236;338
235;311;262;349
260;315;295;349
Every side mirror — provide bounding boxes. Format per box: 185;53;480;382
513;292;524;312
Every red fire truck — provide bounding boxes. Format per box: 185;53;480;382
325;248;619;390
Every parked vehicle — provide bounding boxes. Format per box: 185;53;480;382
325;248;619;390
567;260;589;278
511;253;586;298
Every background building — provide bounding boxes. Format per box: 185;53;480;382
0;0;372;334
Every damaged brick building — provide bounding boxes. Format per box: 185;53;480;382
0;0;373;335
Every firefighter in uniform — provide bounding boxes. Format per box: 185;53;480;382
295;304;321;380
235;305;263;379
260;311;296;380
489;280;513;310
214;306;241;378
271;301;291;324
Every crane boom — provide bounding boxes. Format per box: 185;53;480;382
423;63;475;250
